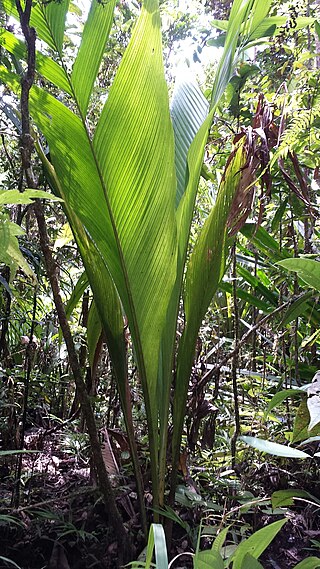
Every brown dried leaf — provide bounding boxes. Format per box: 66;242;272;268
101;428;119;476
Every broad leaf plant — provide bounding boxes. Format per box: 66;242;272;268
0;0;313;525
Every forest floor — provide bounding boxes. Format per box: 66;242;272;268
0;427;320;569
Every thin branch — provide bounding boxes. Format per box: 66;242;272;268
198;296;302;392
230;243;240;469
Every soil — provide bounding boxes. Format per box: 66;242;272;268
1;428;320;569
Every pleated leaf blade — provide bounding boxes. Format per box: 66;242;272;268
1;0;69;53
71;0;116;116
0;29;71;93
93;0;177;448
171;78;209;208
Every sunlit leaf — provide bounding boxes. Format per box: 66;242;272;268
0;28;71;93
144;524;168;569
71;0;116;116
307;371;320;431
240;436;311;458
171;78;208;207
266;389;304;416
1;0;69;53
0;189;63;205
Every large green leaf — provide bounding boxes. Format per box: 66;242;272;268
171;132;253;489
158;91;213;502
37;147;128;396
3;0;177;508
1;0;116;114
143;524;168;569
40;0;69;53
243;0;272;38
230;519;287;569
1;0;177;512
171;79;209;207
277;258;320;292
71;0;116;116
240;436;311;458
184;135;248;325
37;148;148;529
0;28;71;93
194;550;224;569
210;0;255;108
1;0;69;53
92;0;177;503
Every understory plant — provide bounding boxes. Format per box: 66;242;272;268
131;521;320;569
0;0;315;531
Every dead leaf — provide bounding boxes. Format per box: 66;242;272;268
101;428;119;476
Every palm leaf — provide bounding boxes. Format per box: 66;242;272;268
3;0;177;508
210;0;255;109
38;145;146;532
0;0;176;512
172;135;252;471
92;0;177;505
171;78;209;208
71;0;116;116
0;28;71;93
1;0;69;53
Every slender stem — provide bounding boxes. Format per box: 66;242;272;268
13;284;38;508
34;201;135;564
0;266;11;363
230;243;240;469
197;296;300;393
251;251;258;373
